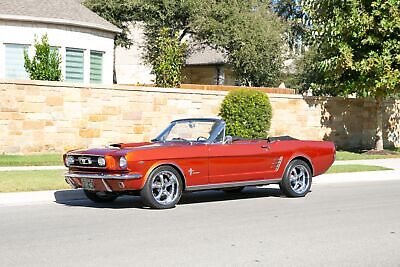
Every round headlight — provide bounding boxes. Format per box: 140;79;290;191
65;155;75;167
98;157;106;167
119;156;127;169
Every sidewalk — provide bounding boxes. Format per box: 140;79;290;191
334;158;400;170
0;166;65;171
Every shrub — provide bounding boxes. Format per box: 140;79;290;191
219;89;272;138
24;34;62;81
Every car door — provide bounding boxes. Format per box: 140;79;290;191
208;140;277;184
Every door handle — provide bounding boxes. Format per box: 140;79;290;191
261;145;270;150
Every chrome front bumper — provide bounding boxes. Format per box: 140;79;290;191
64;172;142;180
64;172;143;191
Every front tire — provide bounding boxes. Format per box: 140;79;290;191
280;159;312;197
84;190;118;203
141;166;183;209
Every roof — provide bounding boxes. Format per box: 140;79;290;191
0;0;121;33
186;45;227;65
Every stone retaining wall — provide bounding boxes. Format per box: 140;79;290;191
0;80;399;154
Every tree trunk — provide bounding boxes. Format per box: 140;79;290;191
375;95;384;151
113;44;117;84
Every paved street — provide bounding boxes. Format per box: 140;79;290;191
1;181;399;267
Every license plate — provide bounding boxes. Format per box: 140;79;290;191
82;178;95;191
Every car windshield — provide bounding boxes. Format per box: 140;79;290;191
161;120;219;142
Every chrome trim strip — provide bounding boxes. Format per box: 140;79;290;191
101;179;113;192
67;153;107;157
65;172;142;180
186;178;282;191
68;165;107;169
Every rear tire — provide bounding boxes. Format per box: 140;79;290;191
222;186;245;193
280;159;312;197
84;190;118;203
140;166;183;209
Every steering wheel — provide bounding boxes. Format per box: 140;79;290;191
197;136;207;142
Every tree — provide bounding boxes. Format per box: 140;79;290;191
24;34;62;81
304;0;400;150
273;0;309;54
152;28;187;87
84;0;285;87
193;1;285;87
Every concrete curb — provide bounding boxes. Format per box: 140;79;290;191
314;170;400;185
0;189;85;206
0;166;66;171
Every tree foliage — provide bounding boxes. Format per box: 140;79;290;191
273;0;309;54
24;34;62;81
84;0;137;48
303;0;400;98
219;89;272;138
152;28;187;88
194;1;285;87
84;0;285;87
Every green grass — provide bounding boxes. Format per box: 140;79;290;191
336;151;400;161
327;164;392;174
0;170;69;192
0;154;63;167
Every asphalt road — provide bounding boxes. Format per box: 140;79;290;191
1;181;399;267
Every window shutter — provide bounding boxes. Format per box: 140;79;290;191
90;51;103;84
5;44;29;79
66;48;84;83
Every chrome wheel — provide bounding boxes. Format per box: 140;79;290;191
151;170;180;205
289;165;310;195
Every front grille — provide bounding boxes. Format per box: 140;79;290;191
68;155;105;168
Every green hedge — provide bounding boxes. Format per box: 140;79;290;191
219;89;272;138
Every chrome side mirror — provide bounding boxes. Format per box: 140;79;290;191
224;135;233;144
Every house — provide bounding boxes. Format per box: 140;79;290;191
0;0;120;84
182;45;236;86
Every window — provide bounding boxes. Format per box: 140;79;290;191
66;48;84;82
90;51;103;84
5;44;29;79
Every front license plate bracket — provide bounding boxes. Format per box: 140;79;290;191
81;178;95;191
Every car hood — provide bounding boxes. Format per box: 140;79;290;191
68;141;194;157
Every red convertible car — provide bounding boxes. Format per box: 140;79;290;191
64;118;335;209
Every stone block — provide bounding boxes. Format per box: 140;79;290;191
79;129;101;138
123;111;142;120
46;96;64;106
102;106;121;115
21;103;43;113
133;126;144;134
23;120;45;130
88;115;108;122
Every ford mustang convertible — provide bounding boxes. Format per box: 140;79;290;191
64;118;335;209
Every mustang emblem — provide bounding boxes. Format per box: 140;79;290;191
188;168;200;175
78;157;92;165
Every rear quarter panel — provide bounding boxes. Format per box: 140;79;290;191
271;140;335;178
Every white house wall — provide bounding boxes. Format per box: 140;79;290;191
0;20;115;84
115;23;154;84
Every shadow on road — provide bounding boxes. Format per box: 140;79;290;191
55;187;284;209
